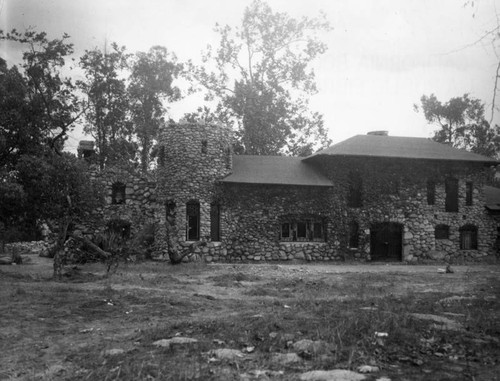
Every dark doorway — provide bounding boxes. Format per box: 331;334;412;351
370;222;403;261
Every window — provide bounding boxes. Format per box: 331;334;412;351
280;218;325;242
225;146;232;169
158;146;165;167
111;182;126;204
348;172;363;207
201;140;208;154
349;221;359;248
186;201;200;241
466;181;473;206
210;202;220;241
435;224;449;240
445;177;459;212
166;200;176;219
459;225;478;250
426;179;435;205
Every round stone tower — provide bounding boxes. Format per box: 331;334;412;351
155;121;233;260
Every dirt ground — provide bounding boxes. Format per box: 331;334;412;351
1;254;499;380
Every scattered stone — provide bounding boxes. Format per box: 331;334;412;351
292;339;330;356
272;352;303;364
152;337;198;348
299;369;367;381
410;313;463;331
209;348;245;360
103;348;125;356
357;365;380;373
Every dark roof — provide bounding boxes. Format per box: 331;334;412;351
221;155;332;186
305;135;498;164
484;185;500;212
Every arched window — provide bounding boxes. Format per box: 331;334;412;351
111;182;126;205
186;200;200;241
459;224;478;250
435;224;450;240
349;221;359;248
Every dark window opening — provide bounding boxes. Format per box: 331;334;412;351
166;200;176;219
349;221;359;248
348;172;363;208
210;202;220;241
201;140;208;154
280;218;325;242
111;182;126;205
106;218;131;240
435;224;450;240
460;224;478;250
427;179;435;205
225;146;232;169
466;181;473;206
186;201;200;241
158;146;165;167
445;177;459;212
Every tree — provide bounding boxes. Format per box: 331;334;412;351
79;43;134;168
128;46;183;172
0;30;82;153
192;0;332;156
416;93;500;158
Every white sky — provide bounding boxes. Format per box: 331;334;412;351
1;0;499;153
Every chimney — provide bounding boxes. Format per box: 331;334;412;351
367;130;388;136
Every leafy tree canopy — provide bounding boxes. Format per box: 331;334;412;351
192;0;332;156
416;93;500;158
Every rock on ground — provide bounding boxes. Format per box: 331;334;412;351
299;369;367;381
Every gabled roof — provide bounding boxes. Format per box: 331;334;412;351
221;155;332;187
305;135;498;164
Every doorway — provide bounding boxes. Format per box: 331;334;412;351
370;222;403;261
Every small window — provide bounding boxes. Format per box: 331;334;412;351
348;172;363;208
445;177;459;212
426;179;435;205
349;221;359;248
201;140;208;154
280;218;325;242
435;224;449;240
210;202;221;241
466;181;473;206
111;182;126;205
186;201;200;241
459;224;478;250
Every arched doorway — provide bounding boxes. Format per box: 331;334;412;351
370;222;403;261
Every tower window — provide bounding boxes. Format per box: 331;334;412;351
426;179;435;205
445;177;459;212
210;202;221;241
466;181;473;206
349;221;359;248
186;201;200;241
459;224;478;250
111;182;126;205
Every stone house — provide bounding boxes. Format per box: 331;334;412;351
81;122;499;263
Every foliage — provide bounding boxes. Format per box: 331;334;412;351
129;46;183;171
416;93;500;158
78;43;134;168
0;29;82;154
192;0;332;156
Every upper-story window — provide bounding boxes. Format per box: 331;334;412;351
111;182;126;205
445;177;459;212
426;179;435;205
435;224;450;240
347;172;363;208
465;181;473;206
186;200;200;241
